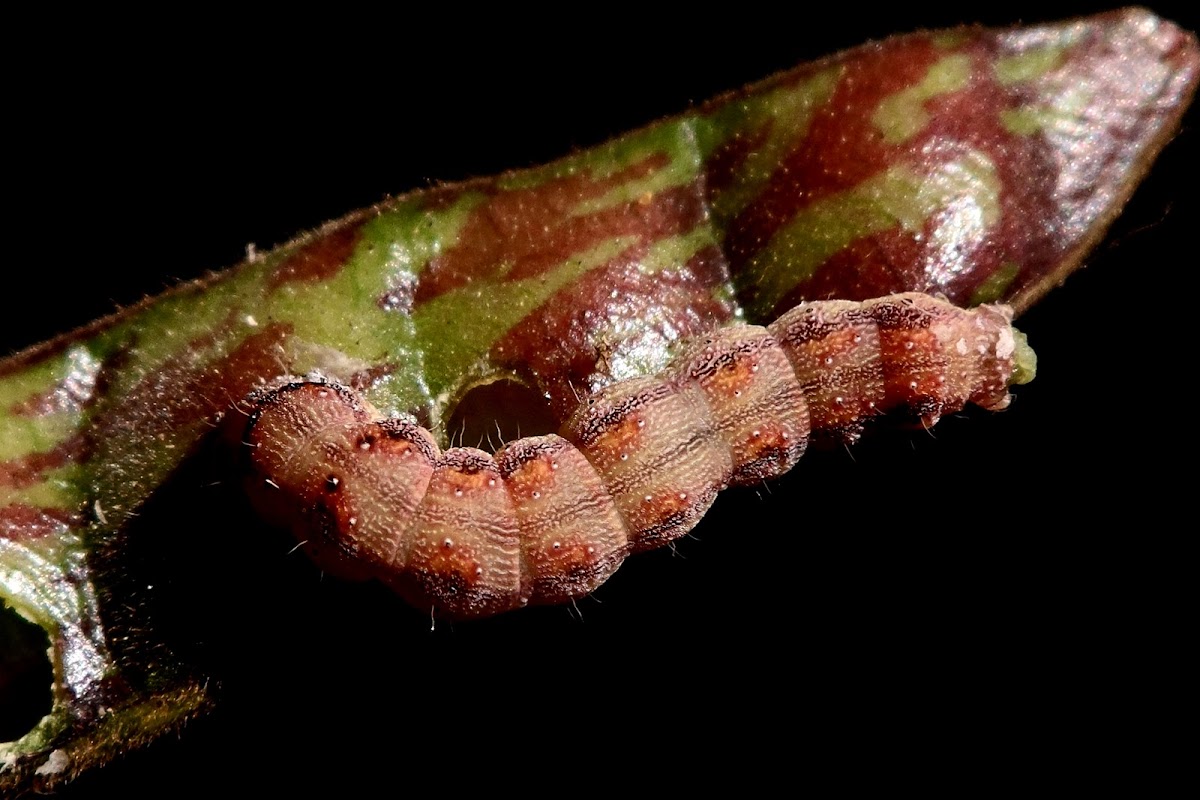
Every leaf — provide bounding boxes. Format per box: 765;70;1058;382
1;7;1195;793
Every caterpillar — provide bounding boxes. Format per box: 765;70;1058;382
238;292;1034;621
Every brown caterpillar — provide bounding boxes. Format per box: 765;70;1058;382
238;292;1033;620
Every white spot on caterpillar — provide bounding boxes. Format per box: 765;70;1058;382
34;749;69;776
995;327;1015;359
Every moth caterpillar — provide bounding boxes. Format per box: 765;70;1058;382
239;292;1033;621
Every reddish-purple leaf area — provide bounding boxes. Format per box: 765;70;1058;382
414;154;676;303
92;323;293;448
491;243;736;420
714;11;1198;312
0;506;80;543
265;221;365;290
415;153;740;419
2;5;1194;795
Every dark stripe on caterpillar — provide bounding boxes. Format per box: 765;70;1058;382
238;292;1034;620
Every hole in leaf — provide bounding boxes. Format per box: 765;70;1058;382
445;378;559;453
0;605;53;740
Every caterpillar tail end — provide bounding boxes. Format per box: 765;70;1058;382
1010;328;1037;386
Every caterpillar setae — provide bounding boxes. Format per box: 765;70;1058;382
238;292;1034;621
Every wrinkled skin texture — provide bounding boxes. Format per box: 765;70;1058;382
1;6;1195;794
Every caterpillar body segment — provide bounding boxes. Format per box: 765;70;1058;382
341;418;442;572
767;301;885;446
240;292;1031;620
495;435;630;607
396;448;522;620
242;383;382;581
861;296;1017;423
561;376;733;554
669;323;810;486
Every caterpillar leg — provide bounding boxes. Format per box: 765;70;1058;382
237;293;1034;620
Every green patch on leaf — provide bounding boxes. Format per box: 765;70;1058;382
994;44;1067;84
568;119;705;216
742;150;1001;315
872;54;973;145
699;67;843;224
413;235;638;423
970;261;1022;305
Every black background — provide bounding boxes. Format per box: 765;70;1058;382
4;3;1195;793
